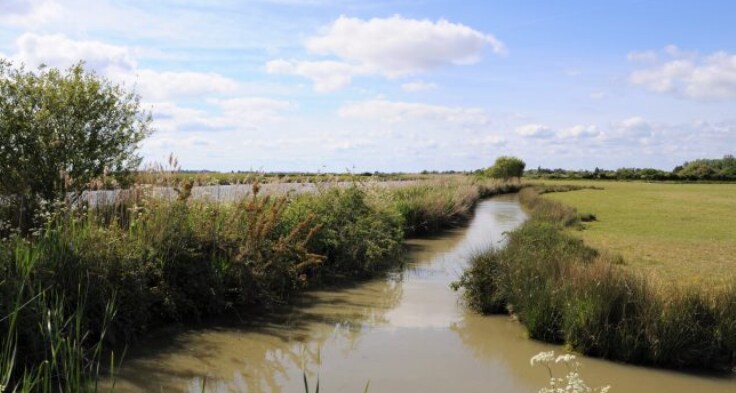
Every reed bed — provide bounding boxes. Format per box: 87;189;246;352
0;176;520;390
455;187;736;371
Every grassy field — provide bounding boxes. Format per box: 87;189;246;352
541;180;736;285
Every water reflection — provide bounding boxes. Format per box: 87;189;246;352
110;275;406;392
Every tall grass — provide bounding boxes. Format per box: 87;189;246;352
389;178;523;236
0;231;116;392
1;176;523;389
456;187;736;371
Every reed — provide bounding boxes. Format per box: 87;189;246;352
0;176;524;389
456;187;736;371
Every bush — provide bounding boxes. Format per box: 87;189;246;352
0;61;152;231
486;156;526;181
283;186;404;278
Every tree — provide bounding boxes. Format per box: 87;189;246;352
486;156;526;181
0;60;153;229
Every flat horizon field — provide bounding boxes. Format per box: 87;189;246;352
541;180;736;287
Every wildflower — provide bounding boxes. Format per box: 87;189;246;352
555;354;576;364
531;351;611;393
530;350;555;366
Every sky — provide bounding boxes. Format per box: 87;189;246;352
1;0;735;172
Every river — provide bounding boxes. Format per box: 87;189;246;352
106;194;736;392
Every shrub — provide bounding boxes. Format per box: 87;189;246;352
0;61;152;231
283;186;404;278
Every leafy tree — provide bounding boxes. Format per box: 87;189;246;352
486;156;526;181
0;60;152;229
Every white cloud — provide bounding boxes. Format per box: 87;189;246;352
338;99;489;126
589;91;608;100
7;33;241;101
617;116;653;137
471;135;507;146
148;102;232;133
13;33;135;72
627;50;658;63
112;69;239;100
268;15;505;91
307;15;506;74
401;81;437;92
629;47;736;100
620;116;649;129
557;125;600;139
0;0;61;27
266;59;370;92
515;124;554;138
149;98;295;134
215;97;295;123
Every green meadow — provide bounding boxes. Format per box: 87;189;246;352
542;181;736;286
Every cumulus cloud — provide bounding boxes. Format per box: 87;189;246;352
306;15;506;73
557;125;600;139
148;102;231;133
618;116;653;137
268;15;505;91
629;46;736;100
148;97;295;136
266;59;370;92
13;33;136;71
471;135;507;146
515;124;554;138
401;81;437;92
0;0;61;27
6;33;242;101
338;99;489;126
215;97;295;123
111;69;239;100
627;50;658;63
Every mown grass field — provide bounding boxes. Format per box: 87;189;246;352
541;180;736;285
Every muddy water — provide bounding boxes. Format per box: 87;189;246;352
108;195;736;393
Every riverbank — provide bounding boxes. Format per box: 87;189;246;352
455;186;736;371
0;177;521;391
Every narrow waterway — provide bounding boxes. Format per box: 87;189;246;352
108;195;736;393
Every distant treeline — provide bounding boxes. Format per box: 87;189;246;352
526;155;736;181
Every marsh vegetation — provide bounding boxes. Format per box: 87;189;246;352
455;187;736;371
0;169;519;391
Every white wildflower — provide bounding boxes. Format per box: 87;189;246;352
531;351;611;393
530;350;556;366
555;353;576;364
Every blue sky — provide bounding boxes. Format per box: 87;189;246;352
1;0;735;172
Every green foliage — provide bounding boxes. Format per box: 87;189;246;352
389;181;480;236
0;60;152;230
676;155;736;180
0;233;116;392
455;187;736;371
283;186;404;278
0;177;524;388
527;154;736;181
486;156;526;181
